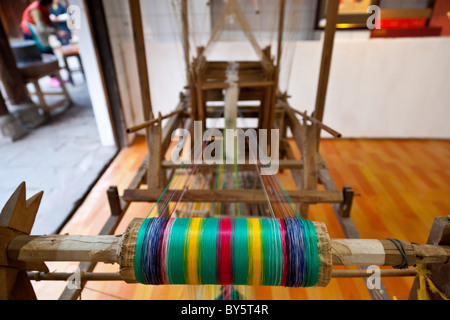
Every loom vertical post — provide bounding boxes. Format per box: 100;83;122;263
314;0;339;149
129;0;153;122
276;0;286;68
300;119;318;219
146;113;162;190
182;0;190;85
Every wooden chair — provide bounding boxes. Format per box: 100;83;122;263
60;44;85;85
18;53;72;115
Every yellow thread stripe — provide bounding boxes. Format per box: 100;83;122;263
248;219;262;286
187;218;203;284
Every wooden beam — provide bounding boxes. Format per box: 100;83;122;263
27;268;419;282
162;101;186;152
107;186;122;217
0;0;30;39
126;107;187;134
122;188;344;204
300;123;318;218
8;234;450;268
29;272;123;282
282;103;304;154
181;0;190;84
201;105;284;118
8;235;121;264
161;160;304;170
0;89;9;117
332;269;417;278
314;0;339;132
146;114;162;189
282;103;342;138
0;17;31;105
29;268;420;283
128;0;153;121
276;0;286;68
201;81;274;90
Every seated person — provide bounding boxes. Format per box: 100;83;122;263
49;0;72;46
21;0;68;53
20;0;69;87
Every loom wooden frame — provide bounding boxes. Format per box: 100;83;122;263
72;0;377;300
102;0;380;300
1;0;448;301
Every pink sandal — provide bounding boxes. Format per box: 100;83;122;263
50;77;61;88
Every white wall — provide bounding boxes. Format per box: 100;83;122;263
136;37;450;139
288;36;450;139
103;0;450;139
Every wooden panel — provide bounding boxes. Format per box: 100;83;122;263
0;0;33;40
85;0;126;148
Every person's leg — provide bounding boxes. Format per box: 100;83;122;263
24;32;64;87
23;33;34;41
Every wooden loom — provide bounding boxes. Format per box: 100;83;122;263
1;0;449;300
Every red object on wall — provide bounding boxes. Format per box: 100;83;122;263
370;27;442;38
429;0;450;36
380;18;427;29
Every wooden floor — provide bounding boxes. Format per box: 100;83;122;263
32;136;450;300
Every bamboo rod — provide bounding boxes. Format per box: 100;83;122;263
181;0;190;84
161;160;305;170
292;108;342;138
332;269;417;278
276;0;286;68
27;269;417;282
8;234;450;267
28;272;123;282
314;0;339;125
122;189;344;204
280;102;342;138
126;108;187;134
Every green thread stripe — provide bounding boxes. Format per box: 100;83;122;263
134;218;152;284
232;219;248;285
261;218;283;286
167;219;190;284
200;218;219;284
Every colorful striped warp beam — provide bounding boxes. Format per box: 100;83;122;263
134;217;321;287
133;62;322;290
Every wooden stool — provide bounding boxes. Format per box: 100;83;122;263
60;44;85;85
18;54;72;115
